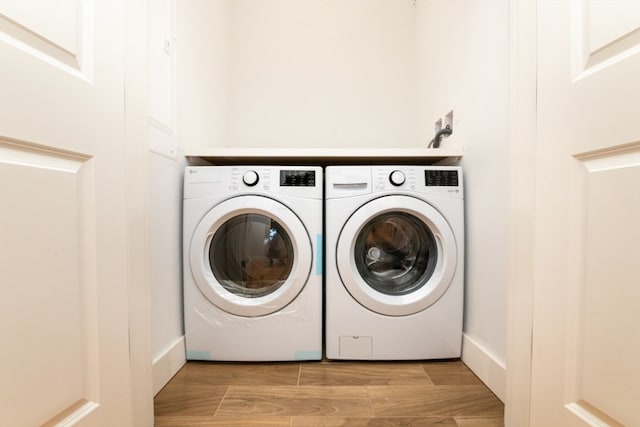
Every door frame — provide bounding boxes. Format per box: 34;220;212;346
505;0;537;426
124;0;154;424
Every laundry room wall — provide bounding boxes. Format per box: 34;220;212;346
460;2;509;400
226;0;419;148
177;0;230;149
177;0;423;151
149;0;234;396
161;0;510;400
149;153;186;395
148;0;187;395
416;0;509;400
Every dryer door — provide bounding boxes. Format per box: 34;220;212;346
190;195;312;317
336;195;457;316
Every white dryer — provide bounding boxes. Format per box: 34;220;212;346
325;165;464;360
183;166;323;361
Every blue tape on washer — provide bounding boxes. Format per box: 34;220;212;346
316;233;323;276
186;350;212;360
295;350;322;360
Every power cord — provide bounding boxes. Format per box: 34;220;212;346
428;125;452;148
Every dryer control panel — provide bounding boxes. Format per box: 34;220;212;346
280;170;317;187
325;166;463;200
425;169;459;187
373;166;463;198
184;166;323;200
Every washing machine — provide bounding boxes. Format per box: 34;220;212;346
325;165;464;360
183;166;323;361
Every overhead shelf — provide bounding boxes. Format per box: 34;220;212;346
185;147;463;165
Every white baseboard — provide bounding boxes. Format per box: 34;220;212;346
152;336;187;396
461;333;507;402
150;334;505;402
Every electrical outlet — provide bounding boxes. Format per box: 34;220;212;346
444;110;453;130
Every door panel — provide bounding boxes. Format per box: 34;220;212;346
0;0;90;78
1;0;77;53
532;0;640;425
574;0;640;74
0;144;99;426
0;1;136;425
565;148;640;427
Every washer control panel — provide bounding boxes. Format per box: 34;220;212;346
231;168;272;190
374;168;417;191
242;170;259;186
425;169;459;187
280;170;317;187
371;166;463;198
184;166;322;200
389;170;406;186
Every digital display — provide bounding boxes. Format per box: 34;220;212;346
280;170;316;187
425;170;459;187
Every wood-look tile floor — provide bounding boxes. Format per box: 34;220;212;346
154;359;504;427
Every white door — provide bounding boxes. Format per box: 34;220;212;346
531;0;640;425
0;1;147;425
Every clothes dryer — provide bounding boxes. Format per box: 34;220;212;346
325;165;464;360
183;166;322;361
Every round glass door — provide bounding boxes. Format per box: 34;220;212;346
337;195;457;316
190;196;312;317
209;213;294;298
354;212;438;296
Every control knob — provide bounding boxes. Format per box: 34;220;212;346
389;170;405;186
242;170;259;186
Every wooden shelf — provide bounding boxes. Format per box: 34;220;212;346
185;148;463;165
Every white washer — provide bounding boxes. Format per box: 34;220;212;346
183;166;323;361
325;165;464;360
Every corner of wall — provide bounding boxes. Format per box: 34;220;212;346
149;151;187;392
462;333;507;403
152;336;186;395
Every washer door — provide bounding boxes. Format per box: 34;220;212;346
336;195;457;316
190;195;312;317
